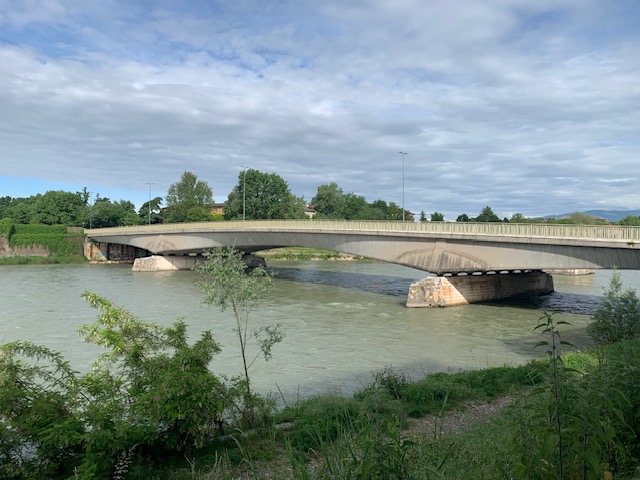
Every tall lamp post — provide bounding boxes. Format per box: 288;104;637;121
398;151;407;222
146;182;154;226
241;166;249;221
88;191;93;229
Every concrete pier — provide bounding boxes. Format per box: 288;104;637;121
406;271;554;307
132;254;266;272
132;255;200;271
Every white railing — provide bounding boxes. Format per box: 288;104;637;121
85;220;640;241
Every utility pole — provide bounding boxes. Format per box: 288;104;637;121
241;166;249;221
146;182;154;226
399;152;407;222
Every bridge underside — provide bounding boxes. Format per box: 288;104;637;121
90;229;640;274
87;227;640;307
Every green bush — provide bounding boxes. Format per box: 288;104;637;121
587;271;640;345
9;233;84;256
0;292;227;479
0;217;15;239
14;224;67;235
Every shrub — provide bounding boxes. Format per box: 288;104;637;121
587;271;640;345
0;292;227;479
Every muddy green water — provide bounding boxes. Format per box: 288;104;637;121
1;261;638;401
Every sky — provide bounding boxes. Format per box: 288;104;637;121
1;0;639;220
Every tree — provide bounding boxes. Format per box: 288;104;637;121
33;190;85;225
510;213;526;223
419;210;427;222
312;182;345;219
165;171;214;223
456;213;470;222
225;169;305;220
86;199;141;228
195;247;283;421
619;215;640;226
474;206;500;222
138;196;164;224
587;271;640;345
430;212;444;222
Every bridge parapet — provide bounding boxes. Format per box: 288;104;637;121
86;220;640;242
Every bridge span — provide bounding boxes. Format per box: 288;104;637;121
85;220;640;307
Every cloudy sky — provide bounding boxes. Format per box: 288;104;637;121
1;0;639;220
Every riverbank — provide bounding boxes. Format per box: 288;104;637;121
126;336;640;479
257;247;364;261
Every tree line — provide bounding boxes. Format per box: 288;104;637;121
1;170;639;227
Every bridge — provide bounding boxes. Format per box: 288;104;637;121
85;220;640;307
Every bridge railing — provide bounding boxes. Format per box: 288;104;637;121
86;220;640;241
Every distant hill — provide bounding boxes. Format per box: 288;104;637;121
551;209;640;222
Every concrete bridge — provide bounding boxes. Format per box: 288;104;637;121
85;220;640;307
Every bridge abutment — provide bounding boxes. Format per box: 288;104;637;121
406;271;554;307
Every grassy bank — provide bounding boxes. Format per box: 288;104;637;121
257;247;365;261
0;221;86;265
0;255;87;265
125;334;640;479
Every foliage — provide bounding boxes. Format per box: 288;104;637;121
195;247;283;421
311;182;346;218
32;190;85;226
619;215;640;226
430;211;444;222
225;169;306;220
0;292;226;479
456;213;470;222
587;271;640;345
165;172;214;223
474;205;501;222
86;198;141;228
166;171;213;208
138;196;164;224
0;217;16;239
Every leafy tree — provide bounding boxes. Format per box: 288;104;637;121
312;182;345;219
225;169;306;220
456;213;470;222
85;199;141;228
196;247;283;422
510;213;526;223
419;210;427;222
474;206;500;222
165;171;213;223
343;193;369;220
557;212;606;225
5;199;36;224
33;190;85;225
619;215;640;226
138;196;164;224
430;212;444;222
587;271;640;345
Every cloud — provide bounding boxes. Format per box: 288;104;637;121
0;0;639;220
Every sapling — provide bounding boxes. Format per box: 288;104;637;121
196;247;284;421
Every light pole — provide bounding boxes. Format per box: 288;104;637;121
146;182;154;226
241;166;248;221
399;151;407;222
88;191;93;229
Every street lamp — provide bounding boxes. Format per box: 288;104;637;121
399;151;407;222
88;191;93;229
241;166;249;221
146;182;154;226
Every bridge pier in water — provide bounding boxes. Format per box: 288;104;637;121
406;271;554;308
131;254;266;272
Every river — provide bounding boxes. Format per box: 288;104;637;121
1;261;639;401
